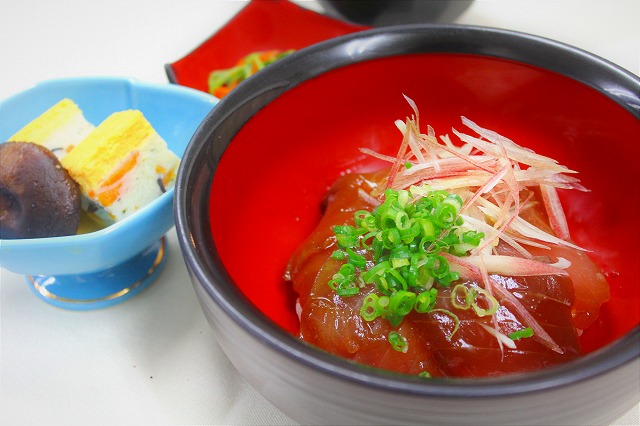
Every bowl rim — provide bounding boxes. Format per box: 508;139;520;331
175;23;640;397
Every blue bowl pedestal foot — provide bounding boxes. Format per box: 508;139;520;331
26;237;167;310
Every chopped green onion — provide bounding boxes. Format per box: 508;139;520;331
418;218;437;242
334;225;359;248
450;284;472;310
462;230;484;246
346;248;367;268
385;313;404;327
390;245;412;268
381;228;402;249
418;371;432;378
362;260;391;284
361;294;382;321
425;254;450;279
389;291;417;317
336;285;359;296
377;295;390;309
414;289;437;313
397;189;411;208
451;284;499;317
354;210;374;229
470;287;499;317
388;331;408;353
330;250;346;260
383;268;408;293
326;186;483;331
328;263;359;297
426;190;449;205
509;327;534;340
431;309;460;341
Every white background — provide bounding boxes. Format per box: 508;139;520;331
1;0;638;424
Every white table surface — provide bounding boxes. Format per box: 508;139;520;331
1;1;638;424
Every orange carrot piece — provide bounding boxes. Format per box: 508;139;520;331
95;151;139;206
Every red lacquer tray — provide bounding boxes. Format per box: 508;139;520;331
165;0;369;93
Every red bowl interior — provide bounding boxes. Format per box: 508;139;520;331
209;53;640;354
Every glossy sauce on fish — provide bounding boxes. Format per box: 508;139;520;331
286;171;606;377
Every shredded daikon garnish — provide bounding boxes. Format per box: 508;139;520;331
463;255;569;276
540;183;571;240
478;323;517;349
356;96;589;353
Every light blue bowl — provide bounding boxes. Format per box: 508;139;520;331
0;77;217;309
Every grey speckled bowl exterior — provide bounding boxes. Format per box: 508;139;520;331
175;25;640;425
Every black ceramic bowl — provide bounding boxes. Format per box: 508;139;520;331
175;25;640;425
318;0;473;26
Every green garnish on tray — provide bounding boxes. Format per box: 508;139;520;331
208;49;295;98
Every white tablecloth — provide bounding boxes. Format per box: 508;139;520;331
1;1;638;424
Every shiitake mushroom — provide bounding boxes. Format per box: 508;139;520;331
0;142;81;239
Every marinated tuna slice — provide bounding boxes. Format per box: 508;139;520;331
519;205;610;330
287;172;582;377
285;100;610;378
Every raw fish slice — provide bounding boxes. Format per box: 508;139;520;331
518;200;610;329
286;171;584;377
299;257;446;376
413;279;580;377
